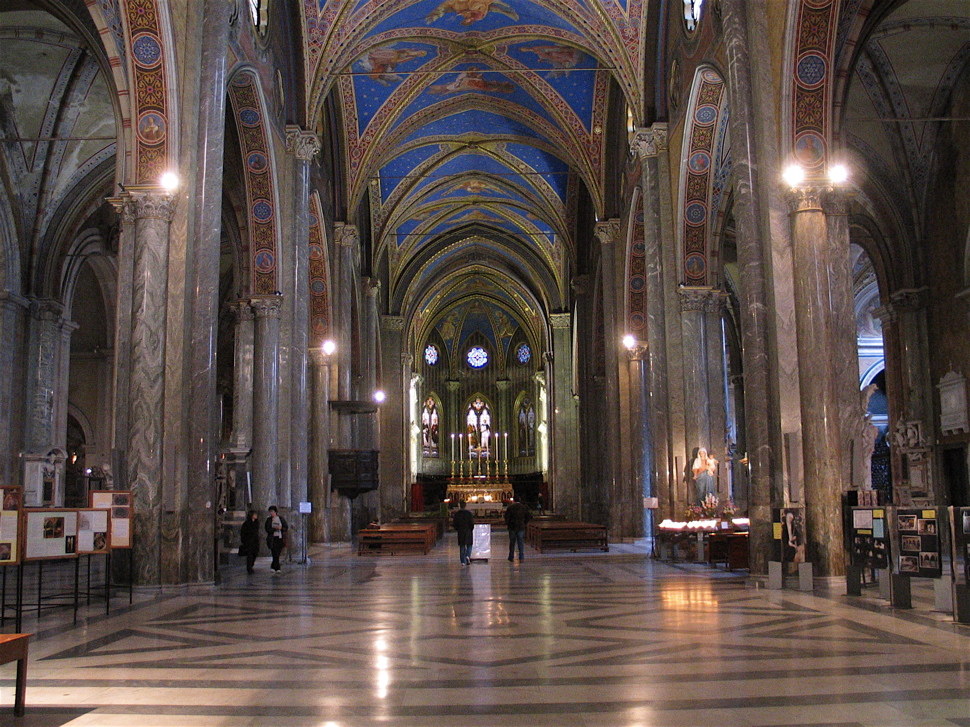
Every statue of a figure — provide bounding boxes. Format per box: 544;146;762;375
691;448;718;504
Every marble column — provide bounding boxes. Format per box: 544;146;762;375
309;347;332;540
25;299;75;455
0;292;28;486
595;219;624;538
788;186;848;576
495;378;511;481
379;315;406;519
549;312;580;519
285;127;320;535
631;124;674;521
722;0;784;574
184;0;233;583
678;287;726;473
115;191;175;585
446;379;460;474
231;301;255;453
626;341;649;538
334;223;357;447
251;295;282;513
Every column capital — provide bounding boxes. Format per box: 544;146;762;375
309;348;331;367
630;123;668;159
625;342;648;361
335;222;358;247
0;291;29;311
821;187;853;216
678;286;726;312
109;190;176;223
570;274;590;297
785;185;826;213
889;287;928;313
235;299;255;322
364;277;381;298
382;315;405;331
550;312;571;329
284;125;321;161
445;379;460;392
496;378;511;391
29;297;65;321
250;295;283;318
594;218;621;246
401;352;414;367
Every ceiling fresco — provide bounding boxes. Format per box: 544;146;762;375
302;0;647;333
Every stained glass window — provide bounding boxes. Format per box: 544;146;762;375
465;398;492;457
516;343;531;364
518;398;536;457
684;0;703;32
467;346;488;368
249;0;260;26
424;344;439;366
421;397;440;458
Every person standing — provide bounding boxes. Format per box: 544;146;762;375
265;505;288;573
504;497;531;562
452;500;475;565
239;510;260;574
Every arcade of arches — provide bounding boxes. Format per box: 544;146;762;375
1;0;969;586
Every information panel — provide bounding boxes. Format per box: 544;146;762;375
772;508;806;574
895;508;942;578
89;490;132;548
23;509;79;560
76;508;111;555
0;486;22;564
848;507;890;569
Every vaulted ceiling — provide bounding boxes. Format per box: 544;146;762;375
304;0;650;335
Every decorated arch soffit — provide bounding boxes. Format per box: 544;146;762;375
678;66;729;287
227;70;281;295
309;191;333;344
300;1;648;300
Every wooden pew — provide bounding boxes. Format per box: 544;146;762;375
392;516;445;540
357;523;437;555
527;521;609;553
0;633;30;717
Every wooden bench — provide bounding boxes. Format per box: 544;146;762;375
357;523;437;555
0;633;30;717
527;521;609;553
393;516;445;540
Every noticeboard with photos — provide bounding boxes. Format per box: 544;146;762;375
76;508;111;555
0;486;22;564
23;508;79;560
89;490;132;548
849;507;890;570
895;508;942;578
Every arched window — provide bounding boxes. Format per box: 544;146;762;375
465;397;493;457
421;396;441;458
517;397;536;457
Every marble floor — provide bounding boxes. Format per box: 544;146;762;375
2;536;970;727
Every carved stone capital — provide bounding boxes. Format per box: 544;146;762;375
630;123;668;159
235;300;255;322
335;222;358;248
625;342;648;361
445;379;460;392
570;274;590;297
785;185;825;213
30;298;65;322
594;219;621;246
550;312;571;329
0;291;29;313
363;277;381;298
821;187;852;216
285;125;321;161
250;295;283;319
678;286;726;313
496;378;511;391
401;352;414;368
382;315;404;331
111;191;176;223
309;348;330;367
890;287;927;313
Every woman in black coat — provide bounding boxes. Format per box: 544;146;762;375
239;510;260;573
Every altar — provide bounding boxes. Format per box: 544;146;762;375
445;478;513;508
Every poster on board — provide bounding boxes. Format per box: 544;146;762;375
76;508;111;554
0;486;22;564
848;507;889;570
89;490;132;548
23;509;79;560
895;508;942;578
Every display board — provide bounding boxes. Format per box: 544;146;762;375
89;490;132;548
76;508;111;555
0;486;22;564
23;509;79;560
848;507;889;569
772;508;806;573
895;508;942;578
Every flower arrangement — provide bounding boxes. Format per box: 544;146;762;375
683;494;739;521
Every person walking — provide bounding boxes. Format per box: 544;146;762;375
239;510;260;574
452;500;475;565
264;505;288;573
504;496;531;562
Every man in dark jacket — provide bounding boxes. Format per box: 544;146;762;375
504;497;531;562
264;505;289;573
452;500;475;565
239;510;260;573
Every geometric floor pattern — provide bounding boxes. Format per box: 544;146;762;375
3;537;970;726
